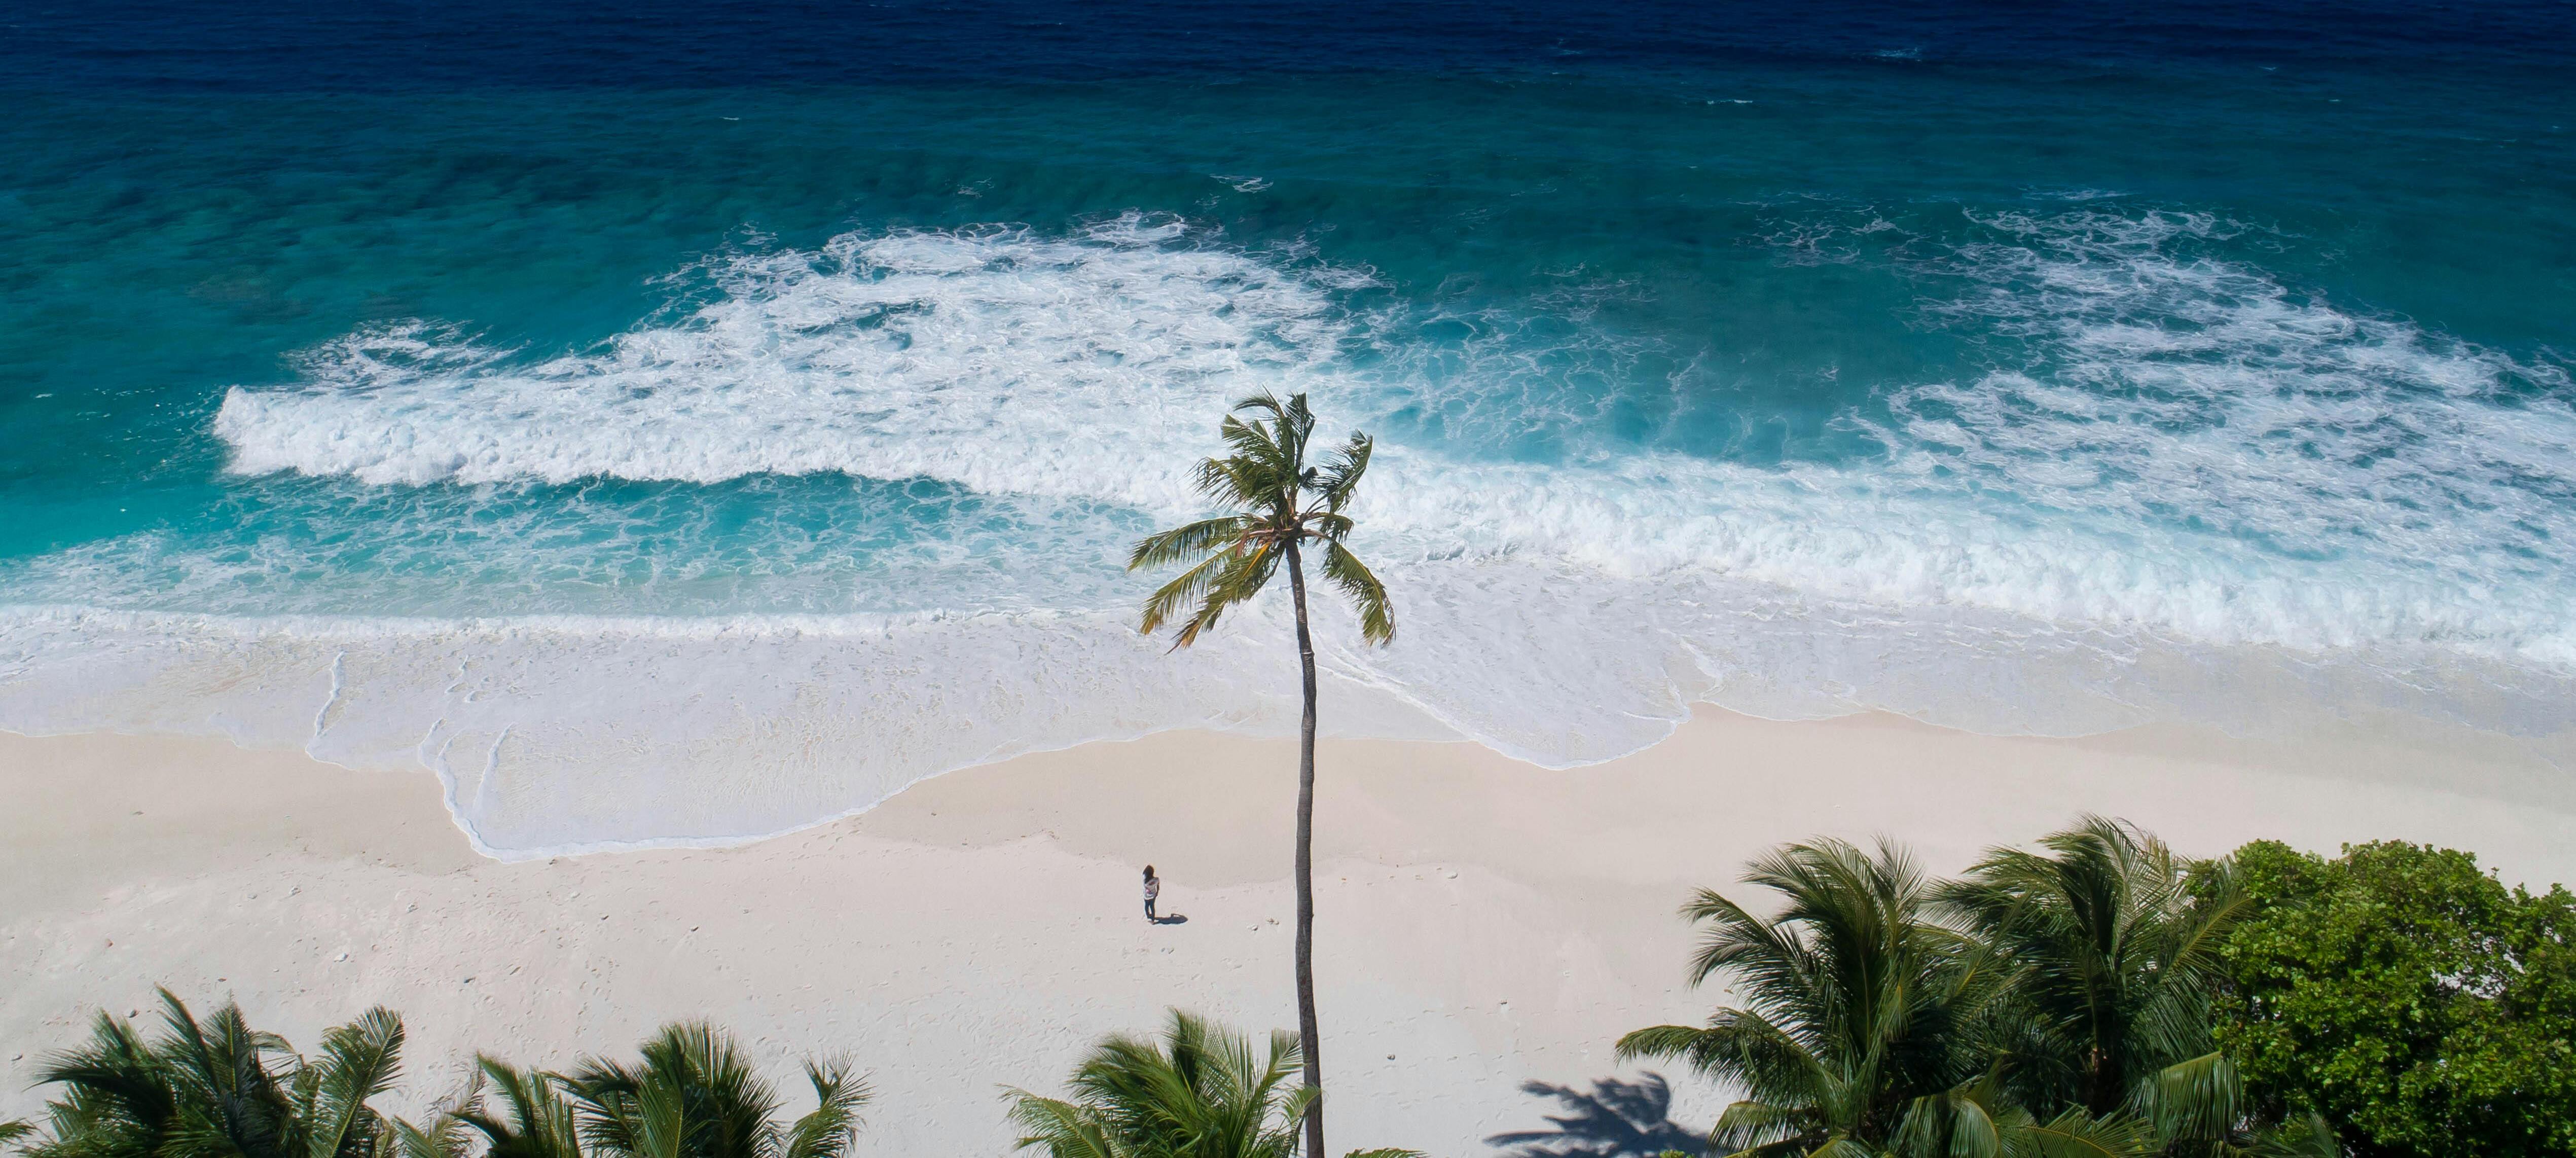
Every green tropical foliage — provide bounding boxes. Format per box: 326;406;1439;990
1613;838;2015;1156
2;1004;862;1158
10;990;412;1158
1621;825;2379;1158
1931;815;2280;1158
557;1024;866;1158
449;1060;582;1158
1128;391;1396;1158
1005;1010;1416;1158
1940;817;2247;1120
2217;840;2576;1157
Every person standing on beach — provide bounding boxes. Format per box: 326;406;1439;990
1143;865;1161;922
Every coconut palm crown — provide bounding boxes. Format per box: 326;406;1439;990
561;1023;866;1158
1614;840;2006;1157
1005;1010;1312;1158
1129;391;1392;649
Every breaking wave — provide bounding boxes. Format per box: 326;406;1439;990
7;206;2572;856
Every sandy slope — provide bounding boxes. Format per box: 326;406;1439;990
6;711;2572;1155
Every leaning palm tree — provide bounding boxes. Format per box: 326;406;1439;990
560;1023;866;1158
16;990;407;1158
1936;817;2250;1144
1616;840;2015;1157
1128;391;1394;1158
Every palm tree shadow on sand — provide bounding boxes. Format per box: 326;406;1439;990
1484;1074;1707;1158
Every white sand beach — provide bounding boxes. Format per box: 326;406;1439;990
7;713;2574;1155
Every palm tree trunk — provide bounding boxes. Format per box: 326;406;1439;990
1283;539;1325;1158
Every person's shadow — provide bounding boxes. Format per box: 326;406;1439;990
1484;1074;1707;1158
1149;912;1189;925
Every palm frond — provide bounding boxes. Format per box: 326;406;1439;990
1806;1137;1879;1158
2246;1111;2339;1158
1319;542;1393;645
1003;1092;1117;1158
385;1119;464;1158
153;992;297;1158
456;1058;581;1158
1008;1009;1307;1158
1939;817;2245;1117
1627;838;1993;1156
383;1068;482;1158
1706;1099;1822;1155
2127;1053;2240;1147
1311;433;1373;513
780;1063;868;1158
1139;545;1241;640
35;1010;180;1147
1167;541;1278;650
2001;1110;2157;1158
1127;516;1256;572
303;1009;404;1158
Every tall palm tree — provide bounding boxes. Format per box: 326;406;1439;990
561;1024;866;1158
1128;391;1394;1158
1006;1010;1313;1158
1615;840;2014;1157
16;991;407;1158
1936;817;2249;1137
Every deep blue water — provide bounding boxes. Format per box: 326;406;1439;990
4;2;2572;851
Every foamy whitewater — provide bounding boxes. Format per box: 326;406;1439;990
6;6;2573;855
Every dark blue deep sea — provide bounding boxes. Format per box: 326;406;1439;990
4;2;2573;851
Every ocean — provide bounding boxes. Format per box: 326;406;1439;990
4;1;2571;855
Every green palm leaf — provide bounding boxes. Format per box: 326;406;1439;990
1936;817;2246;1120
1622;840;2001;1157
1999;1109;2157;1158
1006;1011;1311;1158
454;1058;582;1158
780;1064;868;1158
302;1009;405;1158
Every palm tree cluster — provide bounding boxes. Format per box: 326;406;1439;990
8;993;864;1158
1619;818;2336;1158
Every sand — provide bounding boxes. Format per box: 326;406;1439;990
7;711;2574;1155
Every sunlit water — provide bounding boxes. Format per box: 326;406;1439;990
4;2;2571;854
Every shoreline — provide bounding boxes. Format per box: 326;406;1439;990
7;711;2573;1152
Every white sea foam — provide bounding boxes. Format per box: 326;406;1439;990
10;206;2574;855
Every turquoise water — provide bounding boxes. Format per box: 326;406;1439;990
5;4;2572;853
